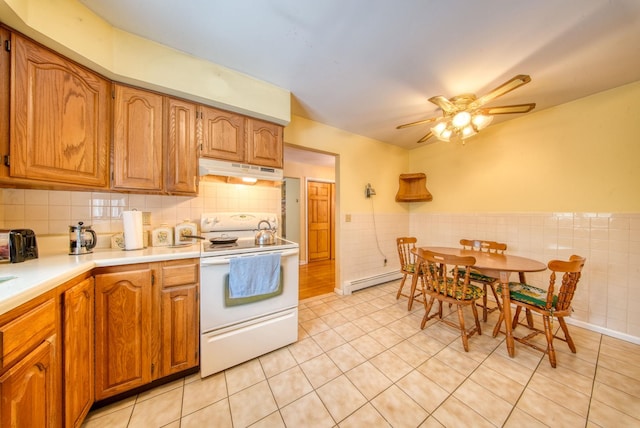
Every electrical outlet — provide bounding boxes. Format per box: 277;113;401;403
345;214;351;222
142;212;151;225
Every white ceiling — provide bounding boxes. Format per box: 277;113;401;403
80;0;640;150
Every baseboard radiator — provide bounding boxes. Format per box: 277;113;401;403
342;270;402;295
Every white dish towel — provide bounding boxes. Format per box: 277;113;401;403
229;253;281;298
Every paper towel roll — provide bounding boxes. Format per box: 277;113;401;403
123;210;144;250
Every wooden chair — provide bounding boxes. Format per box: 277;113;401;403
460;239;507;321
395;237;425;310
415;249;483;351
493;255;586;368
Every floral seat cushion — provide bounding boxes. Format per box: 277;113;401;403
403;263;418;273
456;268;497;284
497;282;558;309
431;279;484;300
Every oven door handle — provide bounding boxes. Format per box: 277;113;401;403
200;248;299;266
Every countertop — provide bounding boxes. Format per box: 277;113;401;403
0;244;200;315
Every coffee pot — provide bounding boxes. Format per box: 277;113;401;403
69;221;97;255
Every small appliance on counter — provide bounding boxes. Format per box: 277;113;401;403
0;229;39;263
69;222;97;255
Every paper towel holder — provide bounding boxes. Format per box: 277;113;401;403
122;209;145;250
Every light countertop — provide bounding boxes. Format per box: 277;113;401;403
0;244;200;315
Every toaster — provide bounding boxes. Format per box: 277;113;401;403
0;229;39;263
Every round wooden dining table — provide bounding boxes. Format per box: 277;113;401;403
414;246;547;358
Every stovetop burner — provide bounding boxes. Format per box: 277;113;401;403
199;212;298;257
203;237;293;252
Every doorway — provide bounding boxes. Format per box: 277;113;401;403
282;145;337;300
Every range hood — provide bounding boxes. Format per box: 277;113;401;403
198;158;283;182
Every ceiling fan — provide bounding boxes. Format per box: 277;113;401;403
397;74;536;143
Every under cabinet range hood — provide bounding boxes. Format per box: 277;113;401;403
198;158;283;182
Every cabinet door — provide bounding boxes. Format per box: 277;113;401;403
63;277;94;428
0;336;58;428
199;105;246;162
246;118;283;168
160;285;198;376
0;28;9;178
112;84;163;191
9;33;110;188
159;259;199;376
165;97;198;195
94;268;153;400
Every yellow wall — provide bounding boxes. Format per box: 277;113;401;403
284;115;409;214
409;81;640;213
0;0;290;124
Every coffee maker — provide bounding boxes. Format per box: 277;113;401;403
69;221;97;255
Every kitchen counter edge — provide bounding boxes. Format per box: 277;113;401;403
0;245;201;315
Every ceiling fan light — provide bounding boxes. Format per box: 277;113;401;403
432;122;447;135
452;111;471;128
471;114;493;130
461;126;476;138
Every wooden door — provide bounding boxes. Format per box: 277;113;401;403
165;97;198;195
308;181;334;261
159;259;199;377
199;105;246;162
0;337;57;428
94;268;153;400
246;118;283;168
112;84;163;191
9;33;110;188
63;277;94;428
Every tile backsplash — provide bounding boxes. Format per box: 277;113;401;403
0;181;282;237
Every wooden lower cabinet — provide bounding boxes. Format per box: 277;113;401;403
0;298;59;427
0;337;58;427
94;259;199;400
94;266;153;400
63;277;95;427
159;259;199;376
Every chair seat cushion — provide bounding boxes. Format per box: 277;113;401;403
497;282;558;309
403;263;417;273
456;269;497;284
432;280;484;300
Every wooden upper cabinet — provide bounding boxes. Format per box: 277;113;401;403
246;118;283;168
112;84;163;192
199;105;246;162
9;33;110;188
165;97;198;195
0;28;10;179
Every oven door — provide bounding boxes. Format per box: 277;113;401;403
200;247;299;333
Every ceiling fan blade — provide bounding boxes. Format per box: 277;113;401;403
478;103;536;115
417;131;433;143
428;95;457;113
468;75;532;109
396;116;440;129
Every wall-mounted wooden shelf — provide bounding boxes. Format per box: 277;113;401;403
395;173;433;202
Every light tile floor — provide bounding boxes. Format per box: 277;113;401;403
83;280;640;427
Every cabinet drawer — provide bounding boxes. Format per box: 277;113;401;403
0;298;56;369
162;259;199;288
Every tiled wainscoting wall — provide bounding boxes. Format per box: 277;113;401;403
409;212;640;343
0;181;281;245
